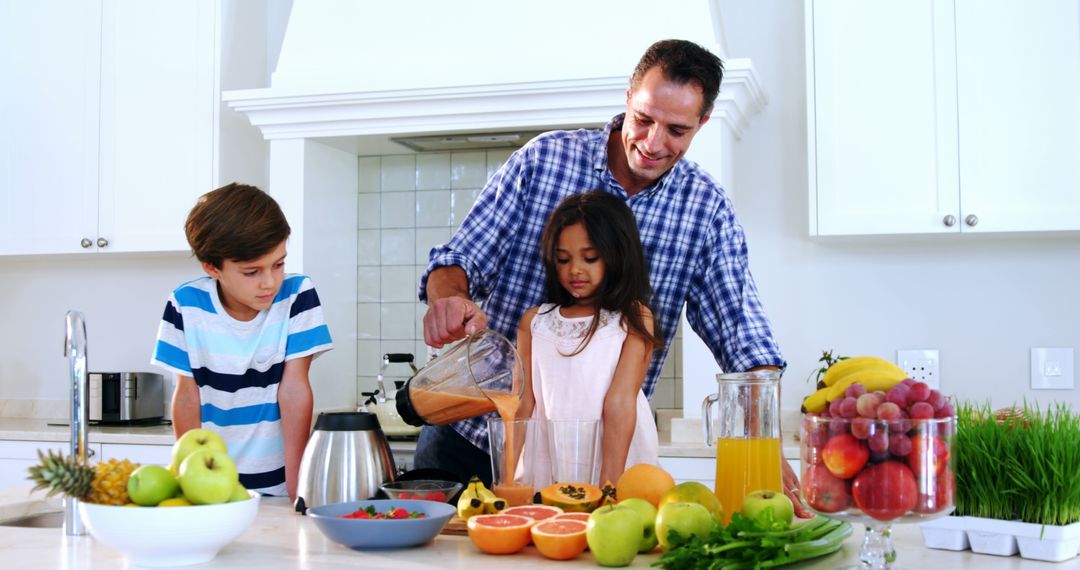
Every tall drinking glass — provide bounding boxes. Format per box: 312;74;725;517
488;417;541;506
547;418;601;485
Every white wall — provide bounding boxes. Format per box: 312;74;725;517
714;0;1080;412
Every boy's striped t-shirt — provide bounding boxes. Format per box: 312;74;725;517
151;274;333;496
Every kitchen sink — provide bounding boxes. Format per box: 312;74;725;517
0;510;65;528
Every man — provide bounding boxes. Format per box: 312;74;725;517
416;39;808;516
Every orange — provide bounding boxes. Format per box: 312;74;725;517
616;463;676;507
530;518;588;560
502;505;563;521
466;514;535;555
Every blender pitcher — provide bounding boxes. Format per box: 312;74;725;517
395;329;525;426
702;370;783;523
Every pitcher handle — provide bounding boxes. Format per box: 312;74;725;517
702;392;719;447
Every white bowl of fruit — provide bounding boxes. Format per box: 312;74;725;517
30;429;259;567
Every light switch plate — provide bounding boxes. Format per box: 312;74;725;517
1031;347;1075;390
897;349;940;388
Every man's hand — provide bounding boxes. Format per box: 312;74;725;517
782;459;813;518
423;296;488;348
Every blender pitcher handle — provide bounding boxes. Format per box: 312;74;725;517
702;392;719;447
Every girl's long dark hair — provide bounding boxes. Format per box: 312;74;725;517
540;190;663;355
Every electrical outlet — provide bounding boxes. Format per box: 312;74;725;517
897;349;940;388
1031;347;1074;390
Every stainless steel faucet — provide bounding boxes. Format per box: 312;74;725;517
64;310;88;536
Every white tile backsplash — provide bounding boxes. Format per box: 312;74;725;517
380;155;416;191
356;303;380;339
451;151;487;189
380;303;416;339
415;227;450;264
357;194;381;229
416;153;451;190
486;149;514;179
357;229;380;266
416;190;452;227
358;157;381;192
357;267;381;302
380;229;414;265
380;266;417;302
356;340;381;376
380;191;416;228
451;189;481;225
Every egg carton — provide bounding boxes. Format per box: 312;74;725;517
920;516;1080;562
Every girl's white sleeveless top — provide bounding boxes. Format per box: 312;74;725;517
526;303;659;486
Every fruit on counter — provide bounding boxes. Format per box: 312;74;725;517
27;449;140;506
228;482;251;502
126;464;180;506
616;497;659;553
657;481;725;524
914;466;955;514
802;356;909;413
599;479;618;508
177;449;239;505
530;518;589;560
586;504;645;567
466;513;535;555
339;505;427;519
554;512;591;522
907;434;949;476
821;433;869;478
476;486;508;515
654;501;714;551
740;489;794;529
801;464;851;513
170;428;228;470
157;497;193;507
851;461;918;521
456;476;488;520
502;504;563;521
615;463;675;508
539;482;603;512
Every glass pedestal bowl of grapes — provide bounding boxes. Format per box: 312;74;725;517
800;380;956;569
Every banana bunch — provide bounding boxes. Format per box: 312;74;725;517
801;356;909;413
456;476;507;520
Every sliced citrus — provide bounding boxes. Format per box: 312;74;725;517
554;512;591;522
502;504;563;521
466;513;535;554
530;518;588;560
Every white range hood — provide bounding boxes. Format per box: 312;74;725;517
225;0;768;419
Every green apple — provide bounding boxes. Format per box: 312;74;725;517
177;448;238;505
171;428;228;469
228;482;251;502
126;464;180;506
617;498;659;553
655;502;715;550
657;481;725;523
586;504;644;567
740;489;794;529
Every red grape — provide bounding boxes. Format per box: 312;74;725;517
856;393;884;418
828;418;850;436
807;426;830;447
839;397;859;419
886;385;910;407
888;433;913;456
910;402;935;419
935;401;955;418
868;430;890;453
926;389;946;411
908;382;932;403
845;382;867;399
900;378;916;387
829;397;844;417
878;402;902;422
851;417;874;439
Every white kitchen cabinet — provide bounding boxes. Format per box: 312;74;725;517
807;0;1080;236
0;0;264;256
0;440;102;490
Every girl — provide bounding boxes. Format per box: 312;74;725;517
516;190;664;485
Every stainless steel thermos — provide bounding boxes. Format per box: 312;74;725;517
295;411;396;514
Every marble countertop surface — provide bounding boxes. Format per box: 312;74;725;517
0;487;1056;569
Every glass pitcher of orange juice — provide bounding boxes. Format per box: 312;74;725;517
702;370;782;524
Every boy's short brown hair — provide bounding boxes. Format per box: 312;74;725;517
185;183;291;268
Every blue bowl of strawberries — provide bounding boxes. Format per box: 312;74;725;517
307;499;456;550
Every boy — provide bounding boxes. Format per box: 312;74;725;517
151;183;333;500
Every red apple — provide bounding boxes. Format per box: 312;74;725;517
852;461;918;521
907;435;949;478
914;466;955;514
822;433;869;479
802;464;851;513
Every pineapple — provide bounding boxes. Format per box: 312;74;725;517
28;449;139;505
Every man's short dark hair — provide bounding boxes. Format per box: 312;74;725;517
630;39;724;119
185;183;290;268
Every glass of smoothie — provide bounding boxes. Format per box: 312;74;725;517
488;417;543;506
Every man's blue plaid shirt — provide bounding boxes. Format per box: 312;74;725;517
419;114;785;453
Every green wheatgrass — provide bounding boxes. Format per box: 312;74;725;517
954;402;1080;526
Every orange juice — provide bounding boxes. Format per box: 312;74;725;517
493;483;535;506
713;437;782;524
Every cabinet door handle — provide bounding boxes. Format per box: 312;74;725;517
943;215;957;227
80;238;93;249
965;215;979;227
97;237;109;248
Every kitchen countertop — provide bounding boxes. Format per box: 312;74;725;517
0;486;1066;569
0;417;801;459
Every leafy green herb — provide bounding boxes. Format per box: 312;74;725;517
805;350;847;386
653;513;851;569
